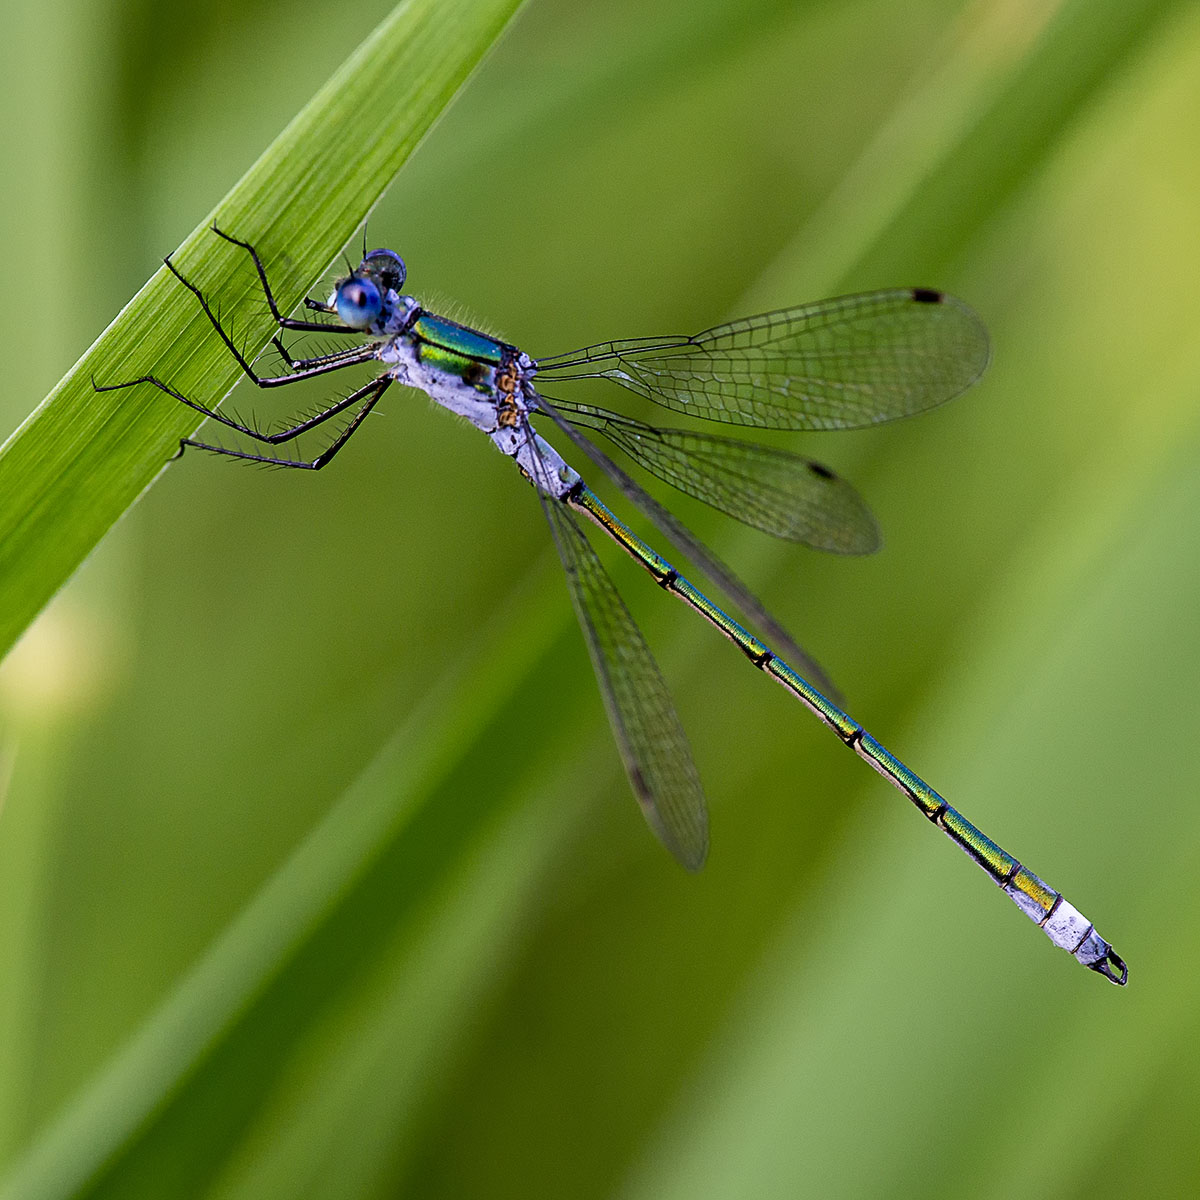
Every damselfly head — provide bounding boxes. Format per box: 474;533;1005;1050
329;249;407;329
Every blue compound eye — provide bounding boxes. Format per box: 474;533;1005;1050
335;277;383;328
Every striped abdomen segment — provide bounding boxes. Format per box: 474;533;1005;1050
567;483;1125;983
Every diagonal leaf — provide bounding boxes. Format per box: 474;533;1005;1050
0;0;526;660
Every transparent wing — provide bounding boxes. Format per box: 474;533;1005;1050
536;396;844;703
539;482;709;871
550;400;880;554
535;289;989;431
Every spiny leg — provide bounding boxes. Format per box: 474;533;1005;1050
94;371;391;448
269;337;373;372
180;376;392;469
163;251;378;389
208;225;359;335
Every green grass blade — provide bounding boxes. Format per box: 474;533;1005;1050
0;573;575;1200
0;0;525;660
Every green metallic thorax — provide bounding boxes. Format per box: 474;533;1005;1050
410;312;511;391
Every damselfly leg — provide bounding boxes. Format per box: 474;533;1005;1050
94;231;387;456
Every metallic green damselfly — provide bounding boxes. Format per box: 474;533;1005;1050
97;228;1126;984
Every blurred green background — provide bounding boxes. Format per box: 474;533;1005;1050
1;0;1197;1195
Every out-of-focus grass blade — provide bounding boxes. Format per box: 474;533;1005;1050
753;0;1185;300
619;434;1200;1200
0;574;577;1200
860;0;1186;280
0;0;525;661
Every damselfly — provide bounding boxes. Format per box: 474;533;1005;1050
98;227;1126;984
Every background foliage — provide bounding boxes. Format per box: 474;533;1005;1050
1;0;1197;1195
